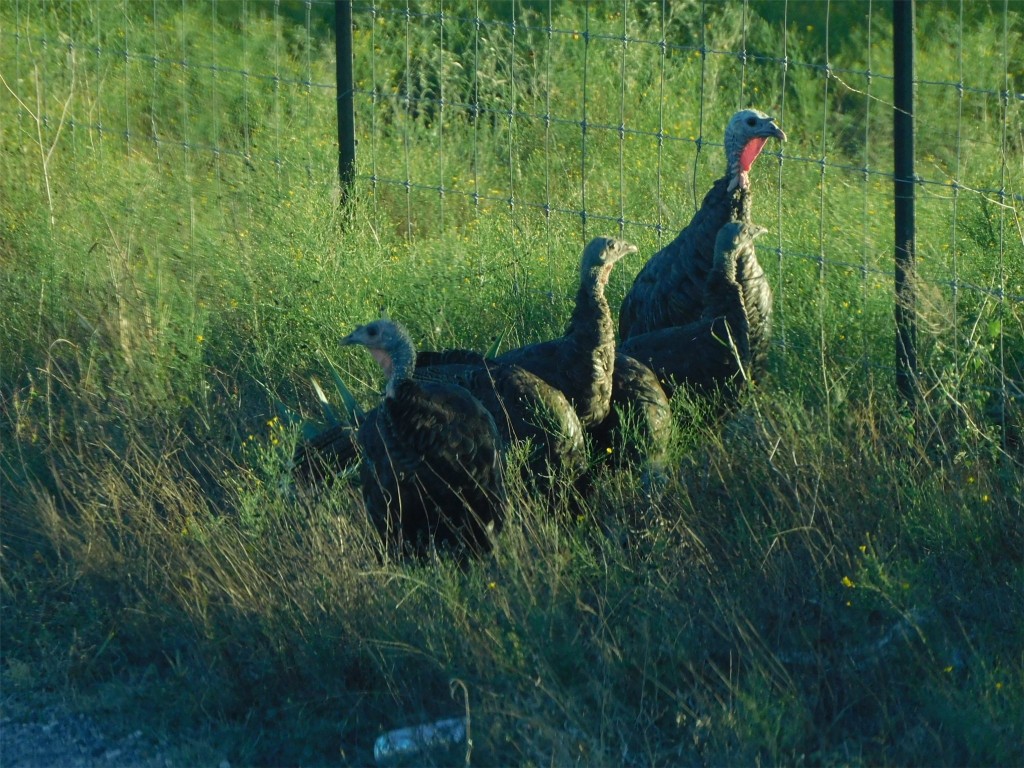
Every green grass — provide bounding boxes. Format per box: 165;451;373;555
1;1;1022;765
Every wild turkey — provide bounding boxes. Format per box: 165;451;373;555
619;108;785;340
293;353;583;494
619;221;771;402
704;222;773;376
415;348;587;492
495;237;638;428
337;319;507;557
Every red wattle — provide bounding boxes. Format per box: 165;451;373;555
739;136;768;173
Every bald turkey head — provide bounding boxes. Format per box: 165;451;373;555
724;108;786;192
581;236;639;287
341;318;416;396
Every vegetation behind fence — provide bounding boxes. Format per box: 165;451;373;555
1;2;1022;765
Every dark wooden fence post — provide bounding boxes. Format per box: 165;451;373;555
336;0;356;202
893;0;918;405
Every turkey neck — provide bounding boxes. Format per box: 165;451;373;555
565;260;616;353
705;258;751;365
383;340;416;399
703;240;741;321
714;172;752;223
736;248;772;364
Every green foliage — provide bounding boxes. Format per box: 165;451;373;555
1;1;1022;766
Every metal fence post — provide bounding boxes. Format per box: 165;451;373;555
893;0;918;405
336;0;356;202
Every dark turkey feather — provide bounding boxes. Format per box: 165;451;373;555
619;109;784;340
338;320;507;557
619;222;772;403
495;237;637;428
589;352;673;472
416;349;587;490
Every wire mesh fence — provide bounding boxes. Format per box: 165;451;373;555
1;0;1021;421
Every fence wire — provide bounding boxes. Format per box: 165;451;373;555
1;0;1022;414
352;0;1024;417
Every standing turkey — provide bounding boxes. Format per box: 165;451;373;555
415;348;587;493
619;221;771;402
619;108;785;340
494;236;638;428
338;319;507;558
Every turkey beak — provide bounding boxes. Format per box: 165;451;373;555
340;330;358;347
767;119;787;142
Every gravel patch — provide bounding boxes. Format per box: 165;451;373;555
1;695;188;768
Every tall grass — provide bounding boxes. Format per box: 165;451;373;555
1;1;1021;765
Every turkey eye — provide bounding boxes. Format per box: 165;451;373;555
746;116;757;127
367;327;378;337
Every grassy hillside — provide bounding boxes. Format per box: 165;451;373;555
1;1;1021;765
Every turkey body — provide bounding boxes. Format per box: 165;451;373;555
619;109;785;340
619;174;744;339
619;221;771;402
340;320;507;557
416;348;587;490
495;237;638;428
